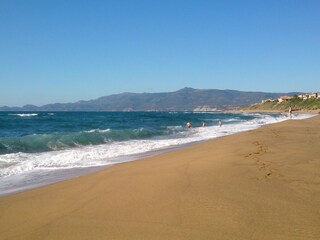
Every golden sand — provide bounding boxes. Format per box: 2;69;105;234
1;116;320;240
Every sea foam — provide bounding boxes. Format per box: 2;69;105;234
9;113;38;117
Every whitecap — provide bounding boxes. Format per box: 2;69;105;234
9;113;38;117
84;128;111;133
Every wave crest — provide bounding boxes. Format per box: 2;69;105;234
9;113;38;117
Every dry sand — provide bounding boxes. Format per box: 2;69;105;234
1;116;320;240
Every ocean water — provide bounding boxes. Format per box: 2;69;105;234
0;111;313;195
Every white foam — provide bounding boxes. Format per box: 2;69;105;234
84;128;111;133
9;113;38;117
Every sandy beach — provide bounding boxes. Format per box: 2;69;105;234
1;116;319;240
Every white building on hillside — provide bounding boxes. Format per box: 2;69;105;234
278;96;293;103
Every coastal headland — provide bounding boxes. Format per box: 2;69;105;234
1;116;320;240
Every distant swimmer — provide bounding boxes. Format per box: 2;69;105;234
186;121;191;128
218;120;222;127
288;106;292;118
202;121;206;127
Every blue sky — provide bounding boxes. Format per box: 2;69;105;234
1;0;319;107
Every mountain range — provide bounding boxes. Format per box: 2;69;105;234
0;88;300;112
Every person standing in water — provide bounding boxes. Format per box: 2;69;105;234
202;121;206;127
186;121;191;128
218;120;222;127
288;106;292;118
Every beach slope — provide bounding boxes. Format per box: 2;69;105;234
1;116;320;240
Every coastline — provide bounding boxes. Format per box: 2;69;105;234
0;141;201;197
2;111;307;197
229;109;320;114
1;116;320;239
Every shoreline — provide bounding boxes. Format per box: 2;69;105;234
1;116;320;239
228;109;320;114
1;113;314;197
0;141;199;197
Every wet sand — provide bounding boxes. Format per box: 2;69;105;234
1;116;320;240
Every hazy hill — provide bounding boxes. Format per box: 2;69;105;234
0;88;298;111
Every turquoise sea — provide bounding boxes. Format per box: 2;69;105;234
0;111;312;195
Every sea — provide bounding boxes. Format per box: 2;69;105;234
0;111;313;196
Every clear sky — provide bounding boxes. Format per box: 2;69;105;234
1;0;319;107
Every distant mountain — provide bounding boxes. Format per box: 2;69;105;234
0;88;300;112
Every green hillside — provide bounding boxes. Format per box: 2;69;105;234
244;97;320;112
